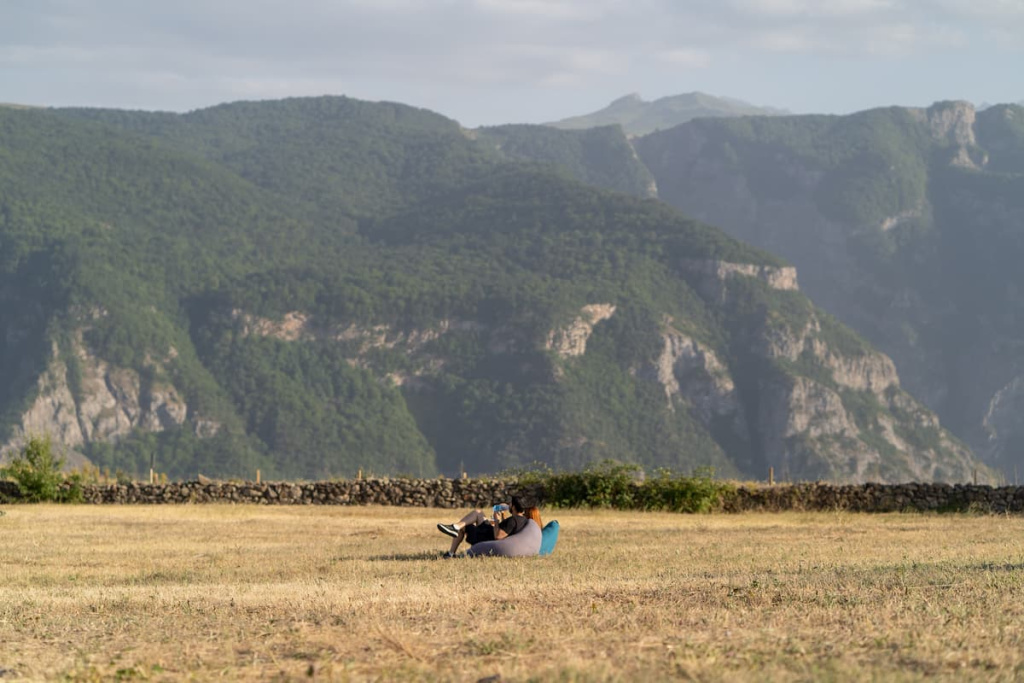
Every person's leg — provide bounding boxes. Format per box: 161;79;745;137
448;527;468;555
455;509;486;529
438;509;487;538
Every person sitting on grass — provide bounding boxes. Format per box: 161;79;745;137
437;496;531;557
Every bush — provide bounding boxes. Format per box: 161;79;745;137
543;461;643;509
532;460;734;512
637;467;735;513
0;435;82;502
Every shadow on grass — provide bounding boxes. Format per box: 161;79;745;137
369;551;459;562
858;559;1024;580
970;561;1024;573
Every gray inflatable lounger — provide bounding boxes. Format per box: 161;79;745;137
466;518;542;557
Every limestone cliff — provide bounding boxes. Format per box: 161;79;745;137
4;342;88;466
911;100;977;147
682;259;798;303
748;314;974;483
647;262;975;482
908;101;988;169
545;304;617;358
0;334;210;467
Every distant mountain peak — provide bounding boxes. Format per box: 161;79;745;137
609;92;644;108
547;91;786;136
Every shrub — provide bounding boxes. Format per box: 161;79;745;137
637;466;736;513
0;435;82;502
543;460;642;509
532;460;734;512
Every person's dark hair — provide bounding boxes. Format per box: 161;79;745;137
510;495;526;513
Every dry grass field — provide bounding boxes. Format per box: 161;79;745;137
2;505;1024;681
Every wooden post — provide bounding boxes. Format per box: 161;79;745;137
256;469;261;484
768;466;774;486
357;468;362;481
973;468;978;485
461;471;468;480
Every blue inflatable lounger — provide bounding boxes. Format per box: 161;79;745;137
466;519;542;557
539;520;559;556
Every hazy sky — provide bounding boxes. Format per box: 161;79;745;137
2;0;1021;126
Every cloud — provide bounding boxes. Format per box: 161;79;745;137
757;31;823;53
658;48;712;68
726;0;896;18
931;0;1024;19
864;22;968;55
472;0;606;20
0;0;1019;123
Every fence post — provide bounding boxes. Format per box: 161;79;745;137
256;469;261;484
768;466;774;486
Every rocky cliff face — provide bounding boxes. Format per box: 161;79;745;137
913;101;977;147
4;342;88;466
0;334;207;467
545;304;617;358
909;101;987;169
682;259;798;303
746;310;974;483
656;261;974;483
634;322;749;447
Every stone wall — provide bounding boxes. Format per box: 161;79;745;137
723;482;1024;514
0;478;531;508
3;478;1024;513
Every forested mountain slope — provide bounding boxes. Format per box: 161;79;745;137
0;99;980;482
472;124;657;198
632;101;1024;475
61;97;496;221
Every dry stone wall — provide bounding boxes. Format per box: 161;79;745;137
3;478;1024;513
723;482;1024;514
0;478;530;508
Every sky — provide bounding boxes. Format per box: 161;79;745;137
1;0;1022;127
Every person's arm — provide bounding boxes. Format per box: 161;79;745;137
491;510;510;540
494;514;524;540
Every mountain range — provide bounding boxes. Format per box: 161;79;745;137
469;98;1024;480
0;93;1012;483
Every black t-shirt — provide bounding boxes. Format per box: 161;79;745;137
498;514;530;536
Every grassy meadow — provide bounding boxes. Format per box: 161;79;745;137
2;505;1024;681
